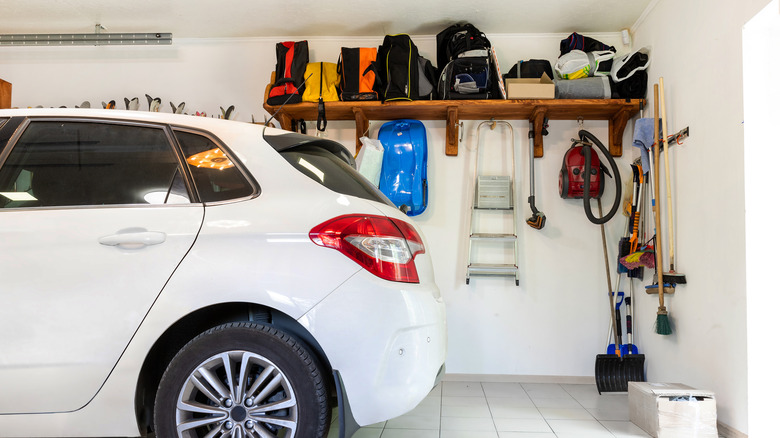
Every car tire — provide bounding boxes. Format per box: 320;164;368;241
153;322;330;438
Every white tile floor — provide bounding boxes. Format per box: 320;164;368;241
329;381;652;438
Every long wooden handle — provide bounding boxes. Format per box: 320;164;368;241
659;78;676;268
599;199;621;356
653;84;666;308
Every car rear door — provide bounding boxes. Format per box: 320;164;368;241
0;118;204;414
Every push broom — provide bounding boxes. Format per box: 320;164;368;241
653;83;672;335
659;78;687;285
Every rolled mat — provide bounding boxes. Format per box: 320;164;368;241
555;76;611;99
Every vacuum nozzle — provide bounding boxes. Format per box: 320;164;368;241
527;195;546;230
526;213;546;230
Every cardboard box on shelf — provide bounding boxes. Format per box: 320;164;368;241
505;73;554;99
628;382;717;438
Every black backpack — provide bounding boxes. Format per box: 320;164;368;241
436;23;491;73
436;23;501;99
503;59;554;80
559;32;616;57
377;34;418;101
377;34;437;101
267;41;309;106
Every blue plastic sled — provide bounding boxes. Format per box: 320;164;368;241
378;119;428;216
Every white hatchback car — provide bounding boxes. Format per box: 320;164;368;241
0;109;446;438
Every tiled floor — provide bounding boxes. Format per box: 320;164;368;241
328;381;652;438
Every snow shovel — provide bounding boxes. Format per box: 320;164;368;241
595;199;646;394
606;290;624;354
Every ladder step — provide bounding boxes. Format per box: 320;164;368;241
470;233;516;241
467;264;518;276
473;205;514;211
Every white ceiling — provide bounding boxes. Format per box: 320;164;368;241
0;0;653;38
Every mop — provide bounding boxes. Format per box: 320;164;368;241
652;83;672;335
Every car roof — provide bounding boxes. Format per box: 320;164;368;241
0;107;258;132
0;107;354;166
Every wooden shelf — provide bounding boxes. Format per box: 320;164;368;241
263;78;643;158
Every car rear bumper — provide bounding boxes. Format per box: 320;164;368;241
298;268;447;426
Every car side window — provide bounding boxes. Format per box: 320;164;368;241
174;130;254;203
0;120;189;208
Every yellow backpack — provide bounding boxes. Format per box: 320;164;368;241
302;62;340;102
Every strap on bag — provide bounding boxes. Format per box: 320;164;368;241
317;62;327;132
317;98;327;132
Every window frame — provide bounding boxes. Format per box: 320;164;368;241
0;116;198;210
170;125;260;205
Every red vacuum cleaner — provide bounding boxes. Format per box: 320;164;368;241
559;129;621;224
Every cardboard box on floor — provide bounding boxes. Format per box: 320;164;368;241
505;73;555;99
628;382;717;438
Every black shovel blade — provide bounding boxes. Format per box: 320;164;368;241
595;354;646;394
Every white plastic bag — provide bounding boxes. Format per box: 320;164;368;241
355;136;384;187
555;50;615;79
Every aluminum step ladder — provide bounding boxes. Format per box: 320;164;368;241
466;120;520;286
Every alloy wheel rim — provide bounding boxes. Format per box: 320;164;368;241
175;350;298;437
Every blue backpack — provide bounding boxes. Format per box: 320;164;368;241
377;119;428;216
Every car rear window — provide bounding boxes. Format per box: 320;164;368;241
174;130;256;203
280;145;393;206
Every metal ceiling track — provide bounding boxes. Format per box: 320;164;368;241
0;24;172;46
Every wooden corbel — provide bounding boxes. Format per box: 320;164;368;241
608;108;631;157
353;108;369;155
445;106;459;156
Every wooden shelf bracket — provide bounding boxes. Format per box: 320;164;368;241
608;107;631;157
0;79;11;109
353;108;369;154
446;106;459;156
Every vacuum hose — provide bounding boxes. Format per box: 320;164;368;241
580;129;621;224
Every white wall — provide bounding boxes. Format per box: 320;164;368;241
744;1;780;436
3;20;758;432
630;0;774;434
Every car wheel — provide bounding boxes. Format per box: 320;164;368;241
154;322;330;438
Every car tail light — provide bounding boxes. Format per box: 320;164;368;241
309;215;425;283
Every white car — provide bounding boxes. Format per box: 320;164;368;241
0;108;446;438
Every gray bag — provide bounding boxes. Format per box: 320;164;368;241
555;76;611;99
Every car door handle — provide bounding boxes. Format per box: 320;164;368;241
99;231;167;247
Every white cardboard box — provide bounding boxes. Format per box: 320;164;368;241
628;382;717;438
